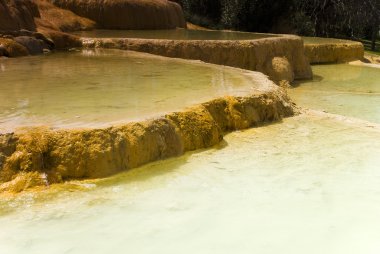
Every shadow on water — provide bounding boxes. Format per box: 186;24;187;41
95;140;230;189
292;74;324;87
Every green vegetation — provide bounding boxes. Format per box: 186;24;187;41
178;0;380;52
362;39;380;53
366;50;380;57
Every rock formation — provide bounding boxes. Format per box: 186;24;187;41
82;35;313;85
0;38;29;57
0;0;96;56
0;0;38;31
0;79;294;193
0;0;188;57
35;0;95;32
304;41;364;64
52;0;186;29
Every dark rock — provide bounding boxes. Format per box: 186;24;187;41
0;38;28;57
33;32;55;49
0;45;8;57
14;36;44;55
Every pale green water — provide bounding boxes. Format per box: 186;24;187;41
1;50;380;254
1;114;380;254
289;64;380;123
73;29;277;40
0;49;261;133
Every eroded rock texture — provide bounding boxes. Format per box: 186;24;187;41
52;0;186;29
0;84;294;192
304;42;364;64
0;0;38;31
82;35;313;84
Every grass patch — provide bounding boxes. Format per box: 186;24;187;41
365;50;380;56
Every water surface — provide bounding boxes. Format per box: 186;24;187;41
74;29;277;40
1;114;380;254
0;49;260;132
302;37;357;44
289;64;380;123
1;37;379;254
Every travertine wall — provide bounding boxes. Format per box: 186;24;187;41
82;35;313;84
304;42;364;64
0;78;294;192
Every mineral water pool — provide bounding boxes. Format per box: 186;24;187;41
73;29;277;40
1;113;380;254
1;55;380;253
289;64;380;123
0;49;261;133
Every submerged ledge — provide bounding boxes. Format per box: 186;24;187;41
0;77;294;193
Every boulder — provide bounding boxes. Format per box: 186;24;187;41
0;38;29;57
265;57;295;86
39;29;82;49
14;36;46;55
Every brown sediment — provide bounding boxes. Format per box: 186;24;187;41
304;42;364;64
0;84;294;193
81;35;313;84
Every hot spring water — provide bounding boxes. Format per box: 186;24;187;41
1;51;380;253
